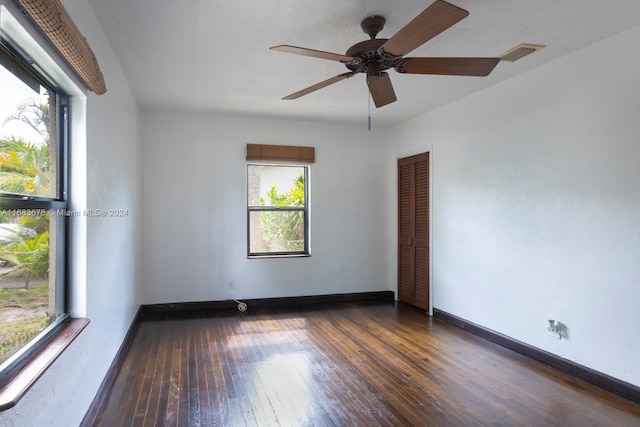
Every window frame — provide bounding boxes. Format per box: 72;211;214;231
247;163;310;257
0;26;70;395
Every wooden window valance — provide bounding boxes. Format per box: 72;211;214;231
246;144;315;164
15;0;107;94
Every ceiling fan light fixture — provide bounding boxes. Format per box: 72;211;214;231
499;43;545;62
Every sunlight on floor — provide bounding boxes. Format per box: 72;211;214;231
225;329;309;350
238;317;308;333
255;353;315;426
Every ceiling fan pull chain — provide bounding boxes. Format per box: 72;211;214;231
368;89;372;131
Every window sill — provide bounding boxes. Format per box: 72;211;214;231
0;318;90;411
248;253;311;259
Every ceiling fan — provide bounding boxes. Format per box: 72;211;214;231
270;0;501;108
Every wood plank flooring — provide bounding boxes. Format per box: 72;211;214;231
93;301;640;426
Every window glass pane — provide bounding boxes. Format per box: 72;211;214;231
0;57;57;198
249;211;305;253
248;165;305;207
0;210;56;364
248;164;308;255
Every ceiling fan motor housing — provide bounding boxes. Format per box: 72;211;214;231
345;15;405;76
344;38;405;75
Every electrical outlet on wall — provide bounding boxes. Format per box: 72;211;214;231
228;280;236;290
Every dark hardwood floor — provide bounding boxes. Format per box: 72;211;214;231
93;301;640;426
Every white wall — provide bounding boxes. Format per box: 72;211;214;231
0;1;142;426
141;113;392;304
390;25;640;387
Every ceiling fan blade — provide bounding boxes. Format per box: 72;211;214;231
398;57;500;76
367;72;397;108
282;72;356;100
380;0;469;57
270;45;357;63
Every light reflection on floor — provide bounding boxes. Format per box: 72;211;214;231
255;353;315;425
225;318;320;425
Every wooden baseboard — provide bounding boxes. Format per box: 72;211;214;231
80;307;142;427
141;291;395;318
433;309;640;405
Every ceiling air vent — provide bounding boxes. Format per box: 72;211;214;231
499;44;545;62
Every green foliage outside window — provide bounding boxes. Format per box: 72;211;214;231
1;99;51;288
260;173;305;252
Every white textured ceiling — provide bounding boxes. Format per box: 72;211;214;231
87;0;640;128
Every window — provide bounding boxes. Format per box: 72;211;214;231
0;34;68;386
248;164;309;256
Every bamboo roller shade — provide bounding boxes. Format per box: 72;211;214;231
246;144;315;163
16;0;107;94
